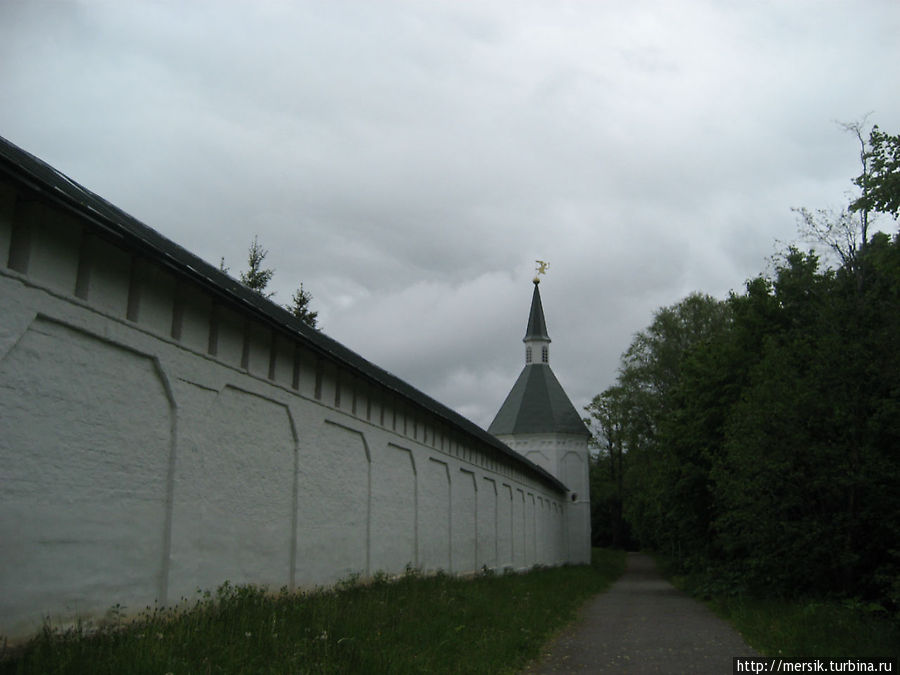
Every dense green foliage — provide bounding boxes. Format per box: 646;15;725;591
587;293;731;552
1;550;625;674
586;387;631;548
589;128;900;609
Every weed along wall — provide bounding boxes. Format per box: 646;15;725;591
0;137;582;642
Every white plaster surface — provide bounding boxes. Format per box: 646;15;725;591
371;444;417;572
23;208;81;295
498;483;514;567
420;458;451;572
453;469;478;573
498;431;592;565
168;385;297;598
297;421;370;584
479;477;498;569
0;318;171;630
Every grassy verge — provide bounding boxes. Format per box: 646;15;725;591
707;595;900;661
1;549;625;674
657;558;900;660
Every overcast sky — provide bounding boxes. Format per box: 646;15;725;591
2;1;898;429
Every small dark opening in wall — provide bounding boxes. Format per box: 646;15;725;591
570;493;577;502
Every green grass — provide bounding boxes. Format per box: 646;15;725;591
657;558;900;661
1;549;625;674
708;596;900;661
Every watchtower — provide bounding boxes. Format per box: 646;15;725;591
488;271;591;563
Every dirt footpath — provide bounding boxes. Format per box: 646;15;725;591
521;552;758;674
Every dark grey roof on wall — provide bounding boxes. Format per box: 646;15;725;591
524;281;550;342
488;364;590;437
0;134;567;494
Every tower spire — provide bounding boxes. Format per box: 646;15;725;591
524;265;550;365
524;279;550;343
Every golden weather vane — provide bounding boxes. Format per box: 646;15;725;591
534;260;549;283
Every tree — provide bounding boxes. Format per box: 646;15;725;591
710;242;900;599
239;235;275;298
852;125;900;220
589;129;900;604
617;292;731;435
793;205;865;271
286;283;319;329
595;293;730;556
794;121;876;272
585;387;630;548
221;237;321;329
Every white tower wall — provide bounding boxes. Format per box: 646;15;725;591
497;432;591;564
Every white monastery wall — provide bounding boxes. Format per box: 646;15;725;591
0;173;575;641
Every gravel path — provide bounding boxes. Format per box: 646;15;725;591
521;552;758;674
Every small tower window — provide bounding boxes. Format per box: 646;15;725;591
541;346;549;363
526;346;533;363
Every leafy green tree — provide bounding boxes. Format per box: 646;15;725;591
594;294;730;555
286;283;319;329
585;387;631;548
711;250;840;592
852;125;900;220
711;241;900;600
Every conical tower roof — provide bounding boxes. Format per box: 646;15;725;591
488;364;588;436
489;279;588;437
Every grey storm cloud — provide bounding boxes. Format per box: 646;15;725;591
2;0;899;428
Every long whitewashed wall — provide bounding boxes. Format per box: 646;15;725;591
0;180;570;641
